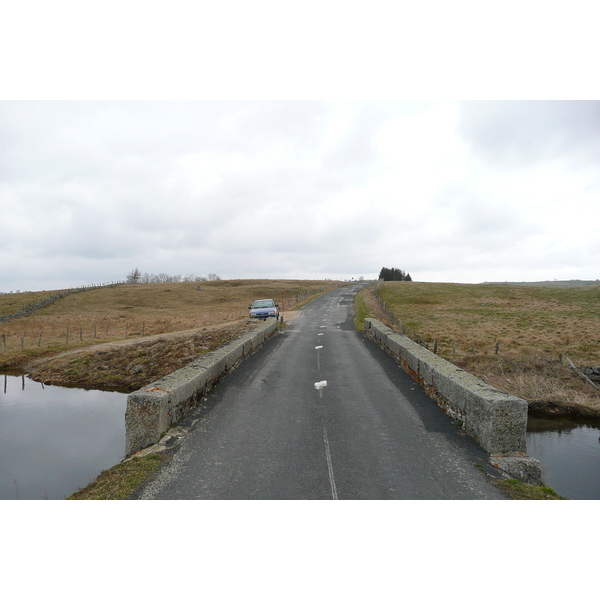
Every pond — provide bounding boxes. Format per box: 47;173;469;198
527;413;600;500
1;370;128;500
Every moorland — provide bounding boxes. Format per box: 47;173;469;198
3;277;599;416
0;279;346;391
357;280;600;416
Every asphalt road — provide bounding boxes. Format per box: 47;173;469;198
137;284;506;500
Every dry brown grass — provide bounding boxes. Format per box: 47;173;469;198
372;281;600;415
0;279;347;369
26;320;260;392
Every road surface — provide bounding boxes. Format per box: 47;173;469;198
137;284;506;499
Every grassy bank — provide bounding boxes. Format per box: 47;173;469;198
493;479;564;500
67;454;167;500
364;281;600;416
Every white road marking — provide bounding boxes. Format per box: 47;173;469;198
315;345;323;369
315;346;323;371
314;380;327;397
323;426;338;500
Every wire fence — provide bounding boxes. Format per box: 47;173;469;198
374;281;520;356
0;281;126;323
0;318;172;352
372;281;600;393
0;283;338;354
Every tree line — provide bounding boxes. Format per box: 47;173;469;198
126;268;221;284
378;267;412;281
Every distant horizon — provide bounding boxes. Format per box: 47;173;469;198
3;276;600;296
3;101;600;295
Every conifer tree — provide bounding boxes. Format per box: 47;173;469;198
378;267;412;281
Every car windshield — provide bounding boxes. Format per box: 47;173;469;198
252;300;274;308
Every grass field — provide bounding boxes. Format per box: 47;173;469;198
0;279;348;384
363;281;600;415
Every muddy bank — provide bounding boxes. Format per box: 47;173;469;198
22;321;261;393
527;400;600;418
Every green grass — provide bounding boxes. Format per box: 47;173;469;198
494;479;565;500
353;288;370;331
67;453;167;500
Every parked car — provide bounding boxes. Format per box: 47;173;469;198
248;299;279;320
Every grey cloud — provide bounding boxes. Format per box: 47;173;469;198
3;100;600;291
458;101;600;167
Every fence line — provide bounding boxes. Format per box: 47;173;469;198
372;282;573;364
0;281;331;323
1;284;336;352
0;281;126;323
1;319;155;352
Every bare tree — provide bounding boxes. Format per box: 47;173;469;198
126;268;141;284
126;270;219;284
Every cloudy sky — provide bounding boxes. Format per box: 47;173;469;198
2;99;599;292
2;4;600;292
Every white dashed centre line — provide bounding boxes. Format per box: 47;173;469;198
323;426;338;500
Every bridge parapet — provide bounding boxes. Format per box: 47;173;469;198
125;318;278;456
364;318;543;485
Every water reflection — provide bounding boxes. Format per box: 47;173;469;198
1;371;127;500
527;413;600;500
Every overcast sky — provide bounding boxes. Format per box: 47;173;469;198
2;4;600;292
2;99;599;292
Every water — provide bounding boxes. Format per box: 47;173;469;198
527;413;600;500
4;367;598;500
1;371;128;500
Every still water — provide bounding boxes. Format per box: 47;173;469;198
4;367;599;500
527;413;600;500
1;371;127;500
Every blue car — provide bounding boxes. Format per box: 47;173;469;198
248;299;279;320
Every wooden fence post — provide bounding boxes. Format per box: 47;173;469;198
38;329;43;347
